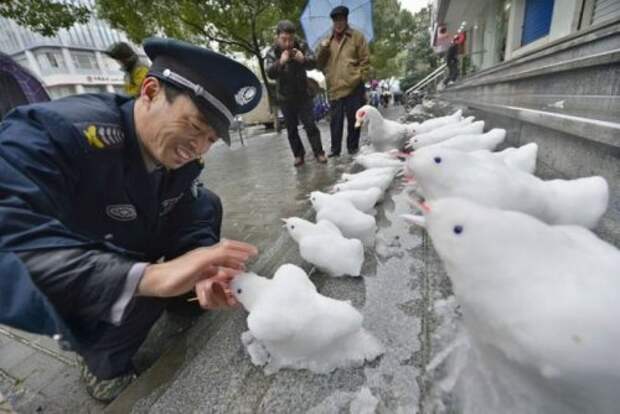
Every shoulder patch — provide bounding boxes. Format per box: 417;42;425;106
75;122;125;150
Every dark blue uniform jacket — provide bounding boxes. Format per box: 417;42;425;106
0;94;220;347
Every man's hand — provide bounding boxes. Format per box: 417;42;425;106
194;267;238;310
137;240;258;298
292;48;305;63
280;50;290;65
320;39;330;48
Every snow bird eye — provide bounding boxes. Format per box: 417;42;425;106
291;225;295;229
434;156;442;164
453;225;463;235
237;288;242;294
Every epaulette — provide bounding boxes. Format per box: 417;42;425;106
74;122;125;150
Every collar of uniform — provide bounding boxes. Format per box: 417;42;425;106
119;99;162;173
136;132;162;173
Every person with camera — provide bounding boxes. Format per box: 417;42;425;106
266;20;327;167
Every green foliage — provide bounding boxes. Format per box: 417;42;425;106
95;0;305;107
0;0;90;37
370;0;416;80
400;6;439;91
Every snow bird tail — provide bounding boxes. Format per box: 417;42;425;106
402;214;426;228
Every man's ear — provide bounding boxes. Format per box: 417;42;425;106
140;76;163;105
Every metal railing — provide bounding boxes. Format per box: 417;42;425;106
405;63;448;96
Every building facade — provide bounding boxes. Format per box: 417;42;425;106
431;0;620;73
0;0;145;99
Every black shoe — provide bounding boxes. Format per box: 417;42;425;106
348;149;359;155
328;152;340;158
78;357;136;402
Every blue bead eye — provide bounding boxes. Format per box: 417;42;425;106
434;156;442;164
453;225;463;234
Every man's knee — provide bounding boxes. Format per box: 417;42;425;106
198;188;223;236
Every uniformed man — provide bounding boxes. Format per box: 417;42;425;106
0;38;262;402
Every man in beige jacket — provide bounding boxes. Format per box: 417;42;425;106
316;5;370;157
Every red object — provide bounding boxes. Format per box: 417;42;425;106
454;32;466;45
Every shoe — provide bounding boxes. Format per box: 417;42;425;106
78;357;136;403
316;154;327;163
294;157;305;167
348;149;359;155
327;152;340;158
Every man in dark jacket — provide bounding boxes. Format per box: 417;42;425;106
0;38;261;402
266;20;327;167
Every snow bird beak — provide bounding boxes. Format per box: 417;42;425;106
401;214;426;228
354;120;362;128
408;198;430;213
280;218;288;227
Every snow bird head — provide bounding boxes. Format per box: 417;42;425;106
230;272;270;312
412;197;539;283
406;147;468;195
310;190;331;205
281;217;316;242
354;105;377;128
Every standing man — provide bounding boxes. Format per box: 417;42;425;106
316;6;370;158
266;20;327;167
0;38;261;402
445;35;461;85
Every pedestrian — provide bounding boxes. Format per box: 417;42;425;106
446;37;460;84
316;5;370;158
266;20;327;167
0;38;262;402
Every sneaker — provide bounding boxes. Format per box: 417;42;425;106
294;157;305;167
316;154;327;163
78;357;136;403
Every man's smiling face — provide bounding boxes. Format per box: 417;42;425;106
137;77;219;169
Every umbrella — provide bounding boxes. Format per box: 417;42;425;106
0;52;49;118
300;0;374;50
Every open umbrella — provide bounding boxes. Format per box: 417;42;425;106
0;52;49;119
300;0;374;50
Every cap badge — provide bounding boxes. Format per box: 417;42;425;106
235;86;257;106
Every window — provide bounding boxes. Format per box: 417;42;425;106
104;56;122;72
36;50;67;73
521;0;555;45
72;51;99;71
48;85;76;99
82;85;107;94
